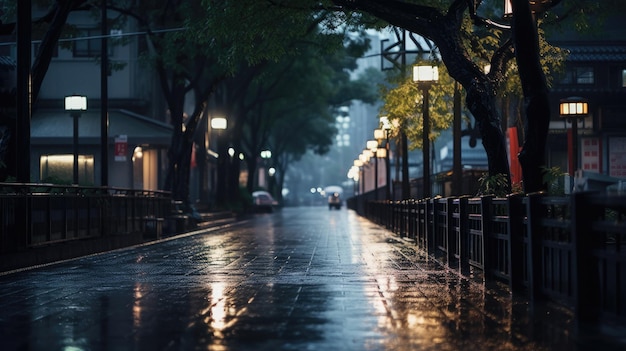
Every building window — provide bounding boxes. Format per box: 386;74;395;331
561;66;594;85
622;69;626;88
33;42;58;58
73;28;101;58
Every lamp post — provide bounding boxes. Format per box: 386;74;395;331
378;116;393;200
211;116;227;206
65;95;87;185
349;162;361;196
359;151;369;194
413;64;438;199
367;139;379;200
559;97;588;177
260;149;272;190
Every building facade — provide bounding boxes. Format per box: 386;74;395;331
546;13;626;189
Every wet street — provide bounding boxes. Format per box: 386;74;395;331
0;207;619;351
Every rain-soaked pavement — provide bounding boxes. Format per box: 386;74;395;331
1;207;624;351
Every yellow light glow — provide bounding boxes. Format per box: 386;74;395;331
367;139;378;151
374;128;385;140
559;97;589;117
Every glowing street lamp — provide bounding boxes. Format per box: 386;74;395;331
211;117;227;130
65;95;87;184
367;139;380;200
413;65;438;199
560;97;589;176
211;116;228;206
377;116;393;200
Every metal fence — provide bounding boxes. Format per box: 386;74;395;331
349;191;626;325
1;183;172;271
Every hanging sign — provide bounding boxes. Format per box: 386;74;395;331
115;135;128;162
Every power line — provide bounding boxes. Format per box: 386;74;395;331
0;27;186;46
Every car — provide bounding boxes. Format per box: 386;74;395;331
252;191;277;213
328;192;341;210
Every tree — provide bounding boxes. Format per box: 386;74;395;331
228;29;373;199
326;0;583;193
2;0;613;199
380;62;457;151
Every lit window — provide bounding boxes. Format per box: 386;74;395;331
622;69;626;87
40;154;95;185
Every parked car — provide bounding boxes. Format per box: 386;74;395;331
328;192;342;210
252;191;277;213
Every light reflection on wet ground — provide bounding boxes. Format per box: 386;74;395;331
0;207;622;350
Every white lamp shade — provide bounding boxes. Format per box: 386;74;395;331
211;117;227;130
374;129;385;140
413;65;439;82
380;116;392;130
65;95;87;111
367;140;378;151
504;0;512;16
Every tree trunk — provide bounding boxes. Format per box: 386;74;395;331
246;154;258;195
511;0;550;194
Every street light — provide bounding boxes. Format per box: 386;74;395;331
377;116;393;200
413;64;438;199
211;116;228;206
211;117;227;130
65;95;87;185
353;159;363;195
367;139;379;200
559;97;588;176
504;0;512;17
259;149;272;191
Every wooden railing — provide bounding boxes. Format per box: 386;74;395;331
350;191;626;325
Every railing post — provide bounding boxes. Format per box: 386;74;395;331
481;196;493;281
507;193;525;292
409;200;419;245
526;192;544;301
571;191;601;323
446;197;455;266
458;196;469;274
427;198;435;255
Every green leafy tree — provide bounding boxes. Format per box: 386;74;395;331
379;62;456;151
230;30;373;199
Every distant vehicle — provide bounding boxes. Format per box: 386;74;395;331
252;191;277;213
328;192;342;210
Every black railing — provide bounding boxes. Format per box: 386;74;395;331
349;191;626;325
1;183;172;272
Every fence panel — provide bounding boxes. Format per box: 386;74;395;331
350;190;626;326
573;192;626;323
417;200;428;251
485;198;511;283
433;198;450;263
467;197;486;273
451;197;469;271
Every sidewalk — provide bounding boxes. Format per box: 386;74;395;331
0;207;624;350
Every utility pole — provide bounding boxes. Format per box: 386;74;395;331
101;0;109;187
17;0;31;183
